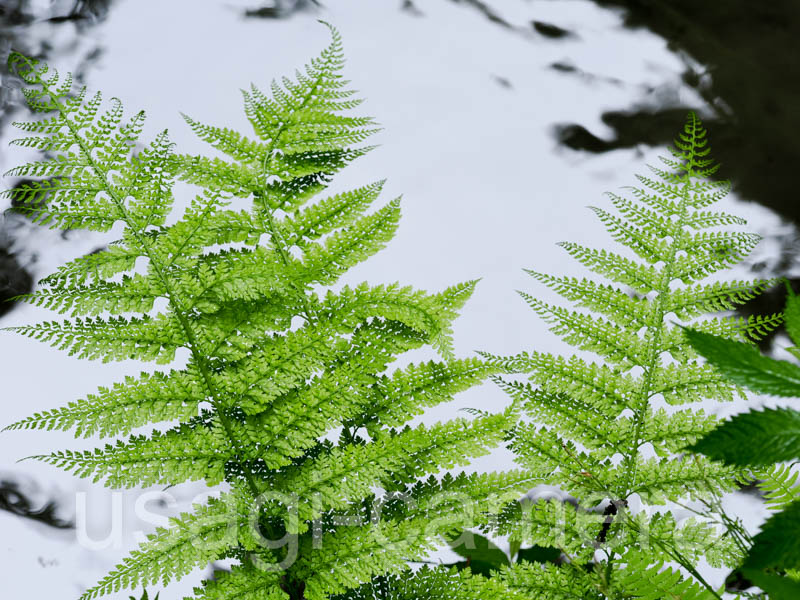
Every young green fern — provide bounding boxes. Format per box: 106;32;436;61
2;27;530;600
487;113;780;599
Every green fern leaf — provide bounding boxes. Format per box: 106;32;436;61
3;368;204;438
616;554;719;600
33;418;229;487
81;491;247;599
690;406;800;466
756;464;800;512
744;500;800;571
189;564;285;600
4;27;514;600
492;112;767;597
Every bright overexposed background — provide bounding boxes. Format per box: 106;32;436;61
0;1;789;597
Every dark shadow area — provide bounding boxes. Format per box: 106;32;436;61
0;245;32;317
0;479;73;529
557;108;699;153
400;0;424;17
531;20;574;39
553;1;800;332
491;74;512;89
445;0;513;29
562;1;800;225
0;0;113;134
243;0;320;19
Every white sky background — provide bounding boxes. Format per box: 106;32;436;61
0;0;787;597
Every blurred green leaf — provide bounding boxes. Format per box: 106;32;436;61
447;531;509;577
744;500;800;571
683;328;800;396
783;286;800;348
689;406;800;466
743;569;800;600
509;538;521;560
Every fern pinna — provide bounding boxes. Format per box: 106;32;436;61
488;113;779;599
2;28;530;600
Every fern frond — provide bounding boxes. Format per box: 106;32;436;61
281;180;385;248
271;412;514;523
40;242;140;287
297;198;401;285
503;352;635;417
665;279;774;319
190;564;285;600
650;362;736;405
589;205;669;264
495;379;622;453
174;22;376;213
294;518;439;600
80;491;248;600
3;368;204;438
627;455;738;504
525;270;650;329
498;562;602;600
6;313;185;364
339;567;529;600
637;407;720;453
616;554;719;600
519;293;647;366
5;30;512;600
34;418;229;487
492;112;766;597
15;271;165;316
556;242;658;293
364;357;504;428
633;512;741;568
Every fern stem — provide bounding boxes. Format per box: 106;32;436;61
254;190;318;324
249;62;329;325
619;132;699;499
608;118;729;599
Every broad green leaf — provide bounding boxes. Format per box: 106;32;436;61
689;406;800;466
744;500;800;571
742;569;800;600
447;531;510;576
784;286;800;348
683;327;800;396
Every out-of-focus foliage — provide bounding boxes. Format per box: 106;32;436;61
686;287;800;598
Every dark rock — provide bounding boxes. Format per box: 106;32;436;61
574;0;800;229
